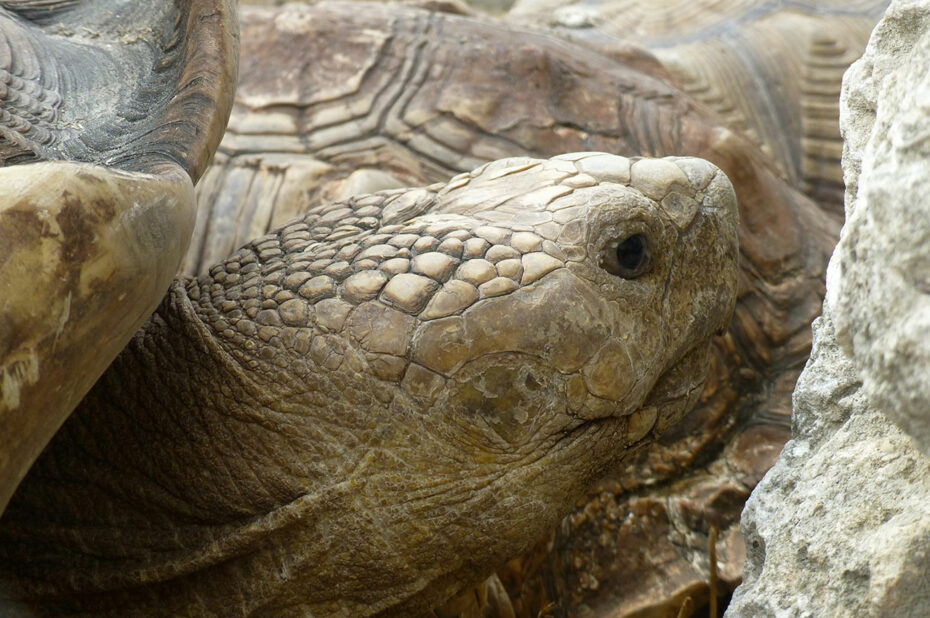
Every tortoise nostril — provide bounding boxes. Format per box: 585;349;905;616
524;374;543;391
616;234;649;277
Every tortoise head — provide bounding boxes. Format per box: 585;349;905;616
308;153;740;612
403;153;739;465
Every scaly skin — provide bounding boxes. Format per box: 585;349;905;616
0;154;738;616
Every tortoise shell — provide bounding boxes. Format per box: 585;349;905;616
506;0;887;213
0;1;237;513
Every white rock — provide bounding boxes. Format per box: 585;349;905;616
830;0;930;454
727;313;930;617
728;3;930;615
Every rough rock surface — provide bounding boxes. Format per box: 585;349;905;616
830;0;930;456
727;312;930;617
727;1;930;615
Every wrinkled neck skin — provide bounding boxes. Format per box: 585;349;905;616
0;283;630;617
0;154;737;617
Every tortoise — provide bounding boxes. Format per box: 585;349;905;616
0;0;238;515
0;147;741;615
235;0;886;215
0;2;734;616
0;1;866;616
189;2;853;614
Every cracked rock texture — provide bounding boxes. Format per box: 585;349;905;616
727;1;930;615
830;0;930;456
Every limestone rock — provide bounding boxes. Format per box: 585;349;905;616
727;1;930;614
830;0;930;456
727;312;930;617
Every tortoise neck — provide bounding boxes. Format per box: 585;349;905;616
0;280;336;603
7;280;280;524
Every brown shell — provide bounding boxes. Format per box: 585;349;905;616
0;1;238;513
505;0;887;213
188;2;851;616
240;0;884;211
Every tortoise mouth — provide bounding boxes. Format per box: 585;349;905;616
559;344;708;453
631;343;710;439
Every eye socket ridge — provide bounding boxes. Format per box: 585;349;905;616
601;233;653;279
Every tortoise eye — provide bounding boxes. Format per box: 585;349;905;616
602;233;652;279
617;234;648;275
